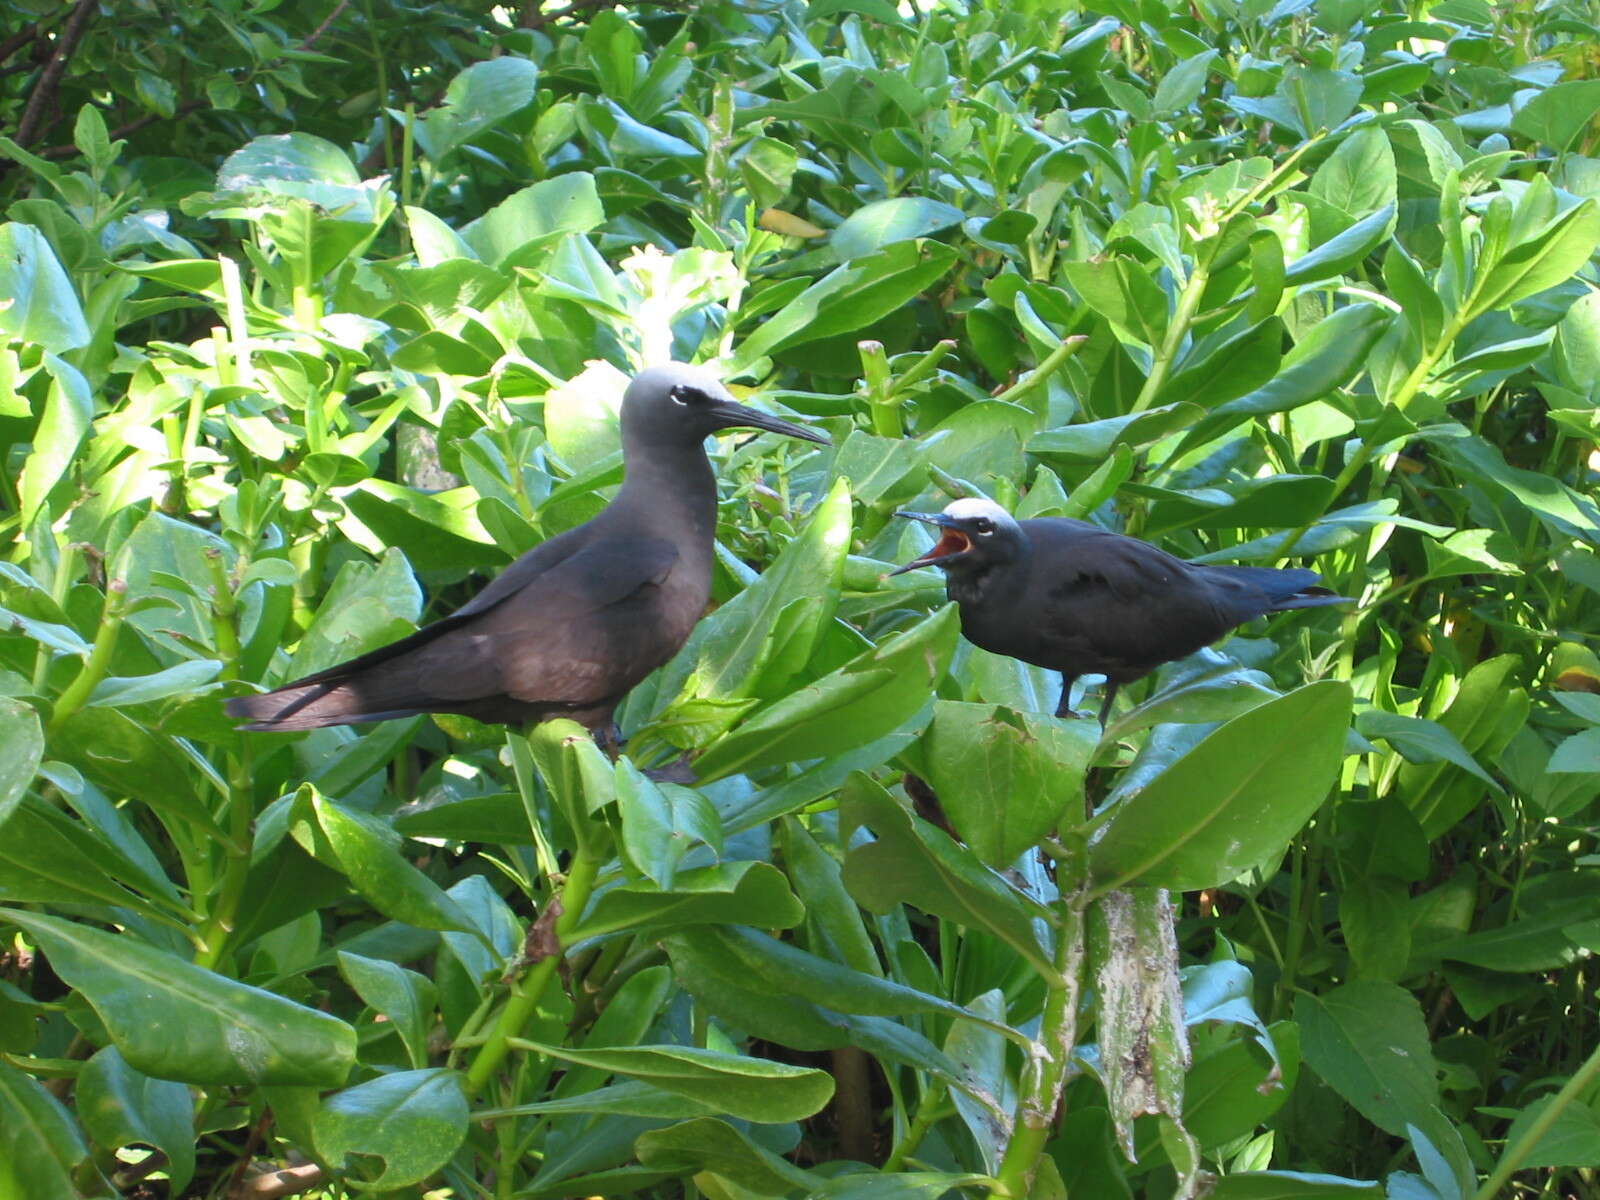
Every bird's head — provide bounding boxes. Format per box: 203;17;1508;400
621;363;829;451
890;497;1025;576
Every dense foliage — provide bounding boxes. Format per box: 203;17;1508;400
3;0;1600;1196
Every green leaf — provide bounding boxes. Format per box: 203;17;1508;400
570;861;803;941
729;241;959;371
313;1069;469;1189
1088;682;1352;894
1208;1173;1381;1198
614;759;722;890
1510;79;1600;154
0;224;90;352
0;697;43;826
1548;728;1600;774
676;925;1019;1040
1467;198;1600;322
1310;126;1397;217
1338;877;1412;982
87;660;223;709
510;1042;834;1123
691;604;959;781
1296;981;1442;1140
920;701;1096;867
76;1047;196;1193
1282;205;1396;287
337;951;438;1069
840;773;1057;979
653;477;852;725
0;1059;92;1199
1158;318;1284;410
289;787;477;934
634;1117;823;1194
412;58;539;162
1153;49;1218;113
1356;710;1501;791
286;548;424;677
1028;404;1203;464
461;175;605;267
1;907;355;1086
1501;1092;1600;1168
831;197;965;261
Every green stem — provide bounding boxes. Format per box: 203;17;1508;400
993;891;1087;1197
1473;1037;1600;1200
993;336;1087;409
1129;259;1212;415
882;1082;949;1173
464;842;603;1095
194;550;254;971
48;581;126;737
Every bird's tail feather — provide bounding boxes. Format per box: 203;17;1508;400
1268;590;1353;611
225;679;428;731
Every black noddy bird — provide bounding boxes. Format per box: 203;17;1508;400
226;364;828;734
891;498;1350;724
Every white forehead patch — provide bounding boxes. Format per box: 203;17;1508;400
942;497;1012;523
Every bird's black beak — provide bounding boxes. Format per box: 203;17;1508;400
889;511;972;575
709;400;830;446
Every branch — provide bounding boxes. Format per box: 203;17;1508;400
297;0;349;51
14;0;99;147
39;97;208;159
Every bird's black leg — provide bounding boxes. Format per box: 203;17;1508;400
1055;676;1078;719
1097;681;1120;727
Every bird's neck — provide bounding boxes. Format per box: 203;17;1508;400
947;552;1028;610
614;438;719;550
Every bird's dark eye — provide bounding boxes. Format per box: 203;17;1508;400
973;518;994;534
670;384;709;406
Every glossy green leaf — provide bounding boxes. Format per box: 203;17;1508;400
0;698;43;826
76;1046;196;1193
729;240;959;371
314;1069;469;1189
337;951;438;1069
0;223;90;352
654;477;852;723
0;1059;91;1200
840;773;1056;978
1;907;355;1086
1088;682;1352;894
634;1117;822;1194
614;759;722;889
831;197;964;260
920;701;1096;867
1295;980;1440;1139
691;604;959;781
289;787;476;934
412;58;539;162
570;861;803;941
511;1042;833;1123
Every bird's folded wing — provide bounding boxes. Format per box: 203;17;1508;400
418;535;683;706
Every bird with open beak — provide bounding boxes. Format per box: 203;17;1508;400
892;497;1350;724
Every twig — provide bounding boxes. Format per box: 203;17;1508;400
40;98;207;159
297;0;349;51
232;1163;326;1200
15;0;99;147
0;22;41;67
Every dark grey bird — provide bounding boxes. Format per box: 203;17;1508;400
891;498;1350;724
226;364;828;733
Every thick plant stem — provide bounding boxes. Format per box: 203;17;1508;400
195;550;254;970
464;843;602;1095
994;891;1087;1197
1472;1036;1600;1200
48;580;126;737
1129;260;1212;415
